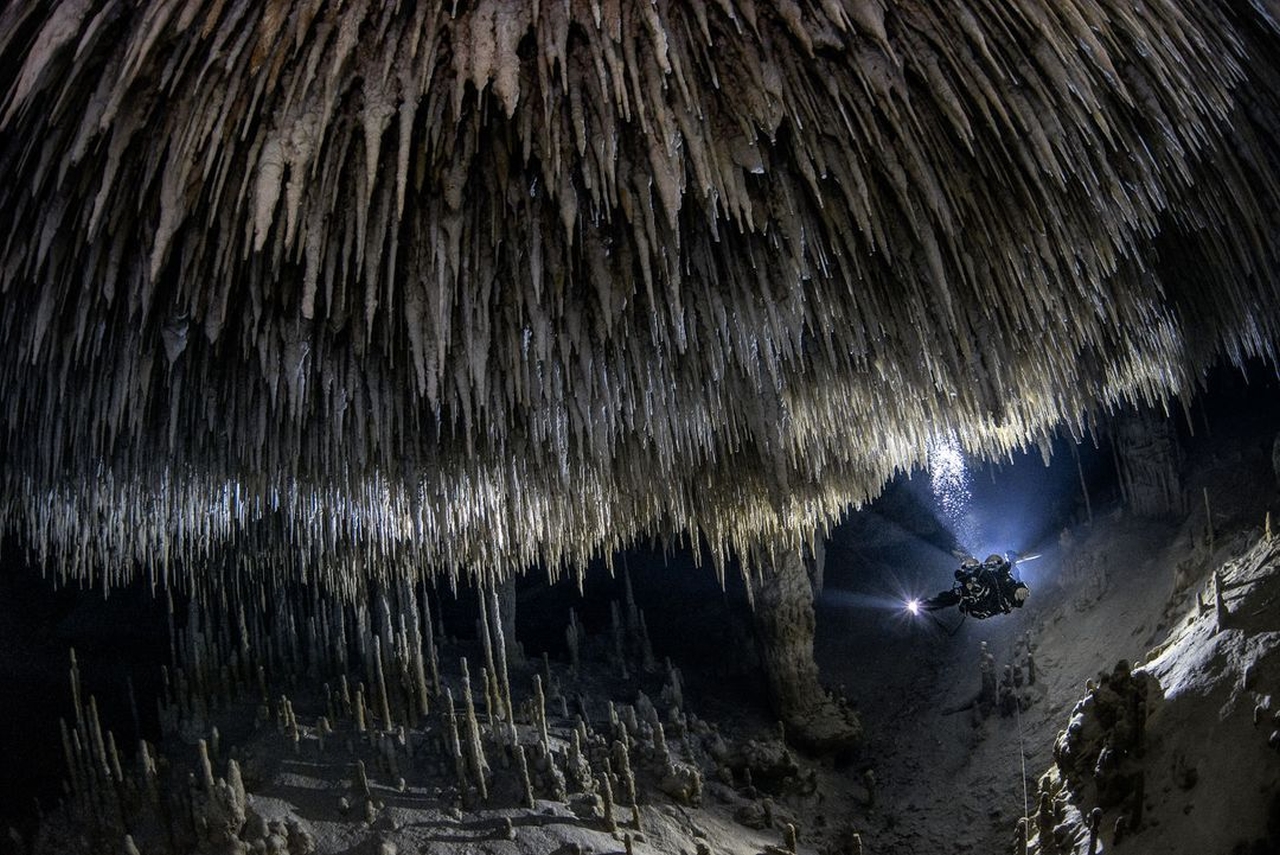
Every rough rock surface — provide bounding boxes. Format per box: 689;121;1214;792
752;547;860;752
1030;535;1280;854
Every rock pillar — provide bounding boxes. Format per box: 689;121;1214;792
496;575;524;667
1113;408;1184;517
752;546;859;752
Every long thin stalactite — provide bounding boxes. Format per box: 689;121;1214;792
1;1;1279;592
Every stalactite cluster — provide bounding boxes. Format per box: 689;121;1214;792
2;1;1279;589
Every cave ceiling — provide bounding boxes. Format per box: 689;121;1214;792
1;0;1278;594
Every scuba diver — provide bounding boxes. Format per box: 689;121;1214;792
917;553;1030;619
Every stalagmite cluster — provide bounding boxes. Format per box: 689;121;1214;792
1021;533;1280;855
1048;659;1158;851
35;565;889;854
2;1;1280;594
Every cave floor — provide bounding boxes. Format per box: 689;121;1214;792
815;427;1280;854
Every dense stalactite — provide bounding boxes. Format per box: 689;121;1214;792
1;2;1280;591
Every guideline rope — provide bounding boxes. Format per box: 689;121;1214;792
1014;693;1032;851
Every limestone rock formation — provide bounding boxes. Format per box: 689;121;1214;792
1052;659;1159;812
751;548;860;751
1113;408;1186;517
1;1;1279;597
1031;535;1280;854
4;6;1280;841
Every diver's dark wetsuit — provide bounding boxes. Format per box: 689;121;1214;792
921;554;1029;619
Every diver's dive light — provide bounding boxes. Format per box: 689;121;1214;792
905;598;921;615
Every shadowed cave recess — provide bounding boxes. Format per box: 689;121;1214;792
3;1;1280;853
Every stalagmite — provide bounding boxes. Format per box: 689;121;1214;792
622;708;640;743
355;761;371;799
637;612;657;674
1087;807;1103;854
497;576;524;667
664;660;684;713
567;610;582;678
601;766;617;833
477;591;502;729
460;659;489;800
445;688;468;793
87;697;111;782
533;675;550;749
373;638;393;732
59;720;79;799
355;689;367;734
1013;818;1029;855
481;667;496;730
567;727;594;794
515;744;534;809
1036;790;1054;846
1214;570;1228;633
1206;489;1217;555
424;598;441;696
613;738;641;831
486;586;517;743
340;677;353;720
750;546;860;751
197;740;215;793
610;602;630;681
